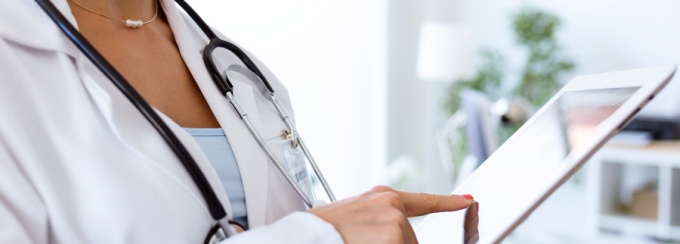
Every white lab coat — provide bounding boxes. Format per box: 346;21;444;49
0;0;343;243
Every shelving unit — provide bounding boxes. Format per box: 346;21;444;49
587;141;680;241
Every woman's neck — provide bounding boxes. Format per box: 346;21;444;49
68;0;157;21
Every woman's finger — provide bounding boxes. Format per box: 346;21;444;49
397;191;474;217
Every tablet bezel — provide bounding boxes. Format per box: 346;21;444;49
415;65;676;243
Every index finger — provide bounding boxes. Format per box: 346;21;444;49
397;190;474;217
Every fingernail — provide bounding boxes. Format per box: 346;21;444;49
475;202;479;211
460;194;474;201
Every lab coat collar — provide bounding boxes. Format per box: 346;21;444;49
0;0;79;57
162;0;270;227
1;0;272;228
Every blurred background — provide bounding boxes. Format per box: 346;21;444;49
192;0;680;242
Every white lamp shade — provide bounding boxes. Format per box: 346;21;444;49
416;21;474;83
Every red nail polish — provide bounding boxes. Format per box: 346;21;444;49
461;194;474;200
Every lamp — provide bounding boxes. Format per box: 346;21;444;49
416;21;474;83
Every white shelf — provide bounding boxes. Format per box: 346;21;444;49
672;226;680;240
588;141;680;242
600;214;658;237
599;141;680;168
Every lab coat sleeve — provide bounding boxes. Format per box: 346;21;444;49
222;212;344;243
0;139;48;244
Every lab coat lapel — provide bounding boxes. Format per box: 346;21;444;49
162;0;270;228
47;0;233;223
0;0;78;58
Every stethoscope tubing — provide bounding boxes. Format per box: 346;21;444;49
225;92;315;207
269;95;336;202
34;0;228;222
181;1;337;203
297;134;337;202
37;0;336;226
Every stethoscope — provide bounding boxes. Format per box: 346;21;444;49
36;0;336;241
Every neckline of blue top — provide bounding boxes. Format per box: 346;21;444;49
183;127;225;136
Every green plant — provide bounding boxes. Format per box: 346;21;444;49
444;7;575;125
512;8;576;107
442;49;505;167
442;7;575;164
443;49;505;116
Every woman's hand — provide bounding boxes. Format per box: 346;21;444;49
308;185;474;244
230;224;245;233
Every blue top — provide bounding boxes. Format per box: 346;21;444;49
184;128;248;229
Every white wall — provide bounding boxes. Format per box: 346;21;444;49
189;1;388;198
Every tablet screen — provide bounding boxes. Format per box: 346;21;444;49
418;87;640;243
469;87;638;240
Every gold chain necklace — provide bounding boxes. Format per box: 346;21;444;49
70;0;158;29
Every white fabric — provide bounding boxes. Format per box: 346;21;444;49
0;0;343;243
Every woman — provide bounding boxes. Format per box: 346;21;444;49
0;0;474;243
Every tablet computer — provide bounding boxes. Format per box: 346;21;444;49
416;65;676;243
